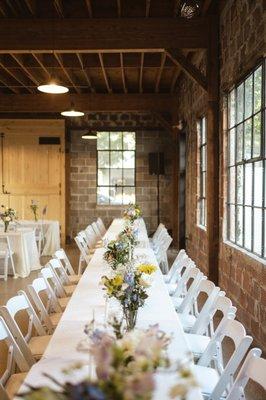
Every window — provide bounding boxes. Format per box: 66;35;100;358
97;131;136;205
197;116;207;228
227;60;266;258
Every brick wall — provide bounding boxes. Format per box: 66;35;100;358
175;0;266;350
68;112;174;238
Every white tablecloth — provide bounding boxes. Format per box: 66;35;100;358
18;218;202;399
0;228;41;278
16;220;60;256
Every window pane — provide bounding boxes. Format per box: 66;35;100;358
110;151;123;168
202;171;206;197
110;169;123;186
110;132;122;149
123;169;135;186
253;208;262;255
254;66;262;113
228;167;235;203
97;187;109;204
123;132;136;150
244;74;253;119
229;90;236;128
201;146;206;171
244;207;252;250
110;187;123;205
237;83;244;123
254;161;263;207
236;124;243;162
236;206;243;246
228;129;235;166
253;113;261;158
244;163;252;206
97;132;109;150
123;151;135;168
236;165;243;204
229;205;235;242
98;151;109;168
244;119;252;160
202;118;206;143
98;169;109;185
123;187;135;205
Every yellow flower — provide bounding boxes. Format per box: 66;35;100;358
137;264;157;275
112;274;123;287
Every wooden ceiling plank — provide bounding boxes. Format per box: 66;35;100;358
0;18;209;52
77;53;95;93
165;48;207;91
54;0;64;17
155;52;166;93
98;53;112;93
120;53;127;93
54;52;80;93
0;93;177;113
139;52;144;93
84;0;93;17
31;53;50;78
0;60;34;93
11;54;39;85
145;0;151;17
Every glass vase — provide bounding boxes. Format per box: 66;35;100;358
123;307;138;331
4;221;9;232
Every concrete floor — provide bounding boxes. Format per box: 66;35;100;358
0;246;265;399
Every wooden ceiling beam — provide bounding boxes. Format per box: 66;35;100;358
165;48;207;91
0;60;34;93
120;53;127;93
0;18;209;52
76;53;94;93
155;52;166;93
54;53;80;93
98;53;112;93
11;54;39;85
84;0;93;17
170;68;180;93
54;0;64;17
0;93;177;113
24;0;35;15
139;53;144;93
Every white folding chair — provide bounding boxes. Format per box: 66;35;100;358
0;316;31;399
91;221;103;241
48;258;76;296
0;292;51;366
166;257;194;295
54;248;79;283
226;348;265;400
40;266;70;311
0;237;16;280
149;223;165;248
163;249;187;283
154;232;173;274
74;234;92;275
193;318;253;400
96;217;107;236
34;224;45;257
27;277;63;334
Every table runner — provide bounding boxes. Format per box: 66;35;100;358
18;219;203;399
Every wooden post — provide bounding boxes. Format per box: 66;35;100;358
206;15;219;284
172;128;180;247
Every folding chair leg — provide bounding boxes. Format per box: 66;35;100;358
9;253;16;278
4;254;8;281
78;255;83;276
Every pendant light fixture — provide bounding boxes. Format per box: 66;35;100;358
61;101;84;117
38;81;69;94
180;0;200;18
81;131;97;140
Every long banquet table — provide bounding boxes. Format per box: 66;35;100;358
18;218;203;399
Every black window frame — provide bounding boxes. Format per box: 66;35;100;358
96;131;136;206
197;116;207;228
226;59;266;258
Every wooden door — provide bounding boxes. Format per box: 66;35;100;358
0;119;65;243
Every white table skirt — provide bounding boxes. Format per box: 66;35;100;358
18;218;202;399
0;228;41;278
16;220;60;256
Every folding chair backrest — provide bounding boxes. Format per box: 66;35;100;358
75;235;90;261
177;270;206;314
84;226;97;248
172;263;196;298
152;223;165;242
38;268;62;313
40;266;65;298
92;221;102;239
226;348;265;400
199;318;253;400
167;249;187;282
97;217;106;236
0;316;30;389
27;278;54;333
54;248;75;276
49;258;70;286
78;231;91;255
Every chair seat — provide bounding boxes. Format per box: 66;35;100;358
68;275;80;284
58;297;70;309
177;313;197;332
50;312;63;327
28;335;51;359
185;333;210;357
192;364;220;395
64;284;76;296
5;372;28;398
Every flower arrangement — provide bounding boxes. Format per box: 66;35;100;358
30;199;39;222
123;203;142;224
117;225;139;247
103;239;130;270
0;205;16;232
101;263;156;331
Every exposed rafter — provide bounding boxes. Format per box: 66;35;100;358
31;53;50;79
98;53;112;93
11;54;39;85
54;53;80;93
120;53;127;93
0;59;33;93
145;0;151;17
76;53;94;93
170;68;179;93
0;73;19;94
54;0;64;17
155;52;166;93
24;0;35;15
84;0;93;17
165;48;207;91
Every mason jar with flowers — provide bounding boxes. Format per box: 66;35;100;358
30;199;39;222
0;205;16;232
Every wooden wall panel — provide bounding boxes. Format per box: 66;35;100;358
0;119;66;243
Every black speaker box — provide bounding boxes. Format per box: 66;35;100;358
148;152;165;175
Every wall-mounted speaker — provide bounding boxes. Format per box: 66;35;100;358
148;152;165;175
